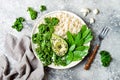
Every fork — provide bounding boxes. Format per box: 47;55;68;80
84;27;110;70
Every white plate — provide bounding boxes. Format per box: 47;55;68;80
31;11;90;69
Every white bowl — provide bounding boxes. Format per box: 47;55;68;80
31;11;89;69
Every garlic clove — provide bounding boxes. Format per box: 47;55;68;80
83;12;88;17
93;9;99;15
89;18;95;24
80;8;90;13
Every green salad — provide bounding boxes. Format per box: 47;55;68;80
32;17;93;66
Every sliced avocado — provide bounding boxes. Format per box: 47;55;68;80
51;34;68;56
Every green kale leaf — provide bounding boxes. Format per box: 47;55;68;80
40;5;47;12
12;17;25;32
27;7;38;20
100;50;112;67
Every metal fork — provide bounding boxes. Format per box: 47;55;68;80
84;27;110;70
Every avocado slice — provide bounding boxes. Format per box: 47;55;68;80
51;34;68;56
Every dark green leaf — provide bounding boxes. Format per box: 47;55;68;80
27;7;38;20
100;50;112;67
73;51;82;61
12;17;25;32
67;31;74;45
72;34;77;39
76;46;89;51
51;17;59;26
32;33;38;43
77;39;84;46
38;24;47;33
66;51;73;65
32;17;59;66
82;29;91;39
80;25;87;33
84;35;93;44
75;32;81;45
73;51;87;61
69;44;76;51
40;5;47;12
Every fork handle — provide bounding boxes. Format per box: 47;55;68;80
84;45;99;70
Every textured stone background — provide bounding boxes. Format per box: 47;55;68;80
0;0;120;80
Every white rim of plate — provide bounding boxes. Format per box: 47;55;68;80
31;10;90;69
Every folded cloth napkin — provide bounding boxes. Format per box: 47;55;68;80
0;34;44;80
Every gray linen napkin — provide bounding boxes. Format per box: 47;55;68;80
0;34;44;80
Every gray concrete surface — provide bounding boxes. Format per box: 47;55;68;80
0;0;120;80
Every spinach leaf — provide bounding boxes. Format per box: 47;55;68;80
72;34;77;39
65;25;93;64
66;51;73;65
73;51;87;61
84;35;93;44
76;46;89;51
82;29;91;39
73;51;82;61
67;31;75;45
69;44;76;51
80;25;87;33
77;39;84;46
75;32;81;45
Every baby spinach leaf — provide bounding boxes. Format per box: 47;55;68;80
69;44;76;51
66;51;73;65
67;31;75;45
72;34;77;39
76;46;89;51
80;25;87;33
84;35;93;44
73;51;82;61
76;39;84;46
84;31;92;42
73;51;87;61
82;29;91;39
75;32;81;45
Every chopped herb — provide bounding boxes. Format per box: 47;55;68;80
32;17;59;66
27;7;38;20
12;17;25;32
44;17;59;26
40;5;47;12
100;50;112;67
